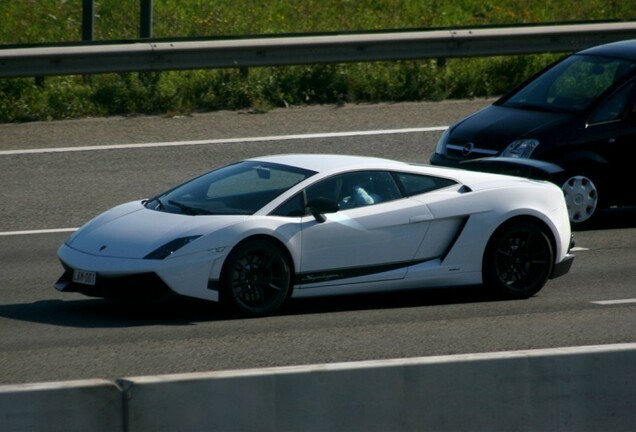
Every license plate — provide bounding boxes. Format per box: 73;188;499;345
72;270;97;286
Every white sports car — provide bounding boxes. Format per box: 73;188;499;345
56;154;574;316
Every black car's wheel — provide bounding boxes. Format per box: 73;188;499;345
483;221;554;299
561;172;602;229
221;239;292;316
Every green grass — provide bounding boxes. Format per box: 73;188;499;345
0;1;634;122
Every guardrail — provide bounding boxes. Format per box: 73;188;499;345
1;21;636;78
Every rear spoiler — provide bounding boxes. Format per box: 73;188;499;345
460;157;564;181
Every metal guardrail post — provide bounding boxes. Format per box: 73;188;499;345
140;0;153;39
82;0;95;41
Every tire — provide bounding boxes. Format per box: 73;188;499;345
220;239;292;316
483;221;554;299
560;172;602;229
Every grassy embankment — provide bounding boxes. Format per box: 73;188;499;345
0;0;634;122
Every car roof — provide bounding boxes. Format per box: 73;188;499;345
579;38;636;61
247;153;411;173
247;153;531;189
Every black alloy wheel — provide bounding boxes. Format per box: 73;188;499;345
483;221;554;299
221;239;292;316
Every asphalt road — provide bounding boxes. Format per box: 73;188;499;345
1;100;635;385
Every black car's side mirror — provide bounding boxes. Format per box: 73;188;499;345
306;197;339;223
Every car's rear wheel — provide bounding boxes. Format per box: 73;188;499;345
221;239;292;316
483;221;554;299
561;172;601;229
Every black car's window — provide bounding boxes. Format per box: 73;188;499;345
502;54;636;113
395;172;457;196
146;161;315;215
271;171;402;216
589;79;636;124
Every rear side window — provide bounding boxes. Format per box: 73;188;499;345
395;173;457;196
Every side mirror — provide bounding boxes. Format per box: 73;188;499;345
306;197;339;223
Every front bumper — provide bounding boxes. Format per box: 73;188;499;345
55;243;223;302
55;265;171;300
430;152;462;168
432;153;565;183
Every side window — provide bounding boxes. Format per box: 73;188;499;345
272;171;402;215
396;172;457;196
334;171;402;210
589;80;636;124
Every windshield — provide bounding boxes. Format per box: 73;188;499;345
501;54;636;113
145;161;316;215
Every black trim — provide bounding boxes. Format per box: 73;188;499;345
207;280;220;291
55;264;171;300
296;258;434;285
550;253;575;279
441;217;470;262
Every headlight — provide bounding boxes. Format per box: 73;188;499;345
501;139;539;158
434;128;450;154
144;236;201;260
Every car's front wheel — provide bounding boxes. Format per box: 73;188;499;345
483;221;554;299
221;239;292;316
561;172;601;229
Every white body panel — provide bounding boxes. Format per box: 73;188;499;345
56;154;573;304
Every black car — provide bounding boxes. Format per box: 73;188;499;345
431;39;636;228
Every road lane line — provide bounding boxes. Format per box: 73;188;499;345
1;127;445;236
591;299;636;305
0;228;77;237
0;127;447;156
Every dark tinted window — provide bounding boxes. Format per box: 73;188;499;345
271;170;402;216
503;54;636;113
589;79;636;124
395;172;457;196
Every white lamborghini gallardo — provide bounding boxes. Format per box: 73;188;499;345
56;154;574;316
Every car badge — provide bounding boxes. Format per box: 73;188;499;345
462;142;474;156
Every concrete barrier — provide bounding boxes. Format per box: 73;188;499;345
0;379;122;432
2;344;635;431
121;343;636;432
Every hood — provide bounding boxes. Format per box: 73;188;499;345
451;105;574;150
66;201;244;258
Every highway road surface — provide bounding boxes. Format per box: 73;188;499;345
1;99;634;385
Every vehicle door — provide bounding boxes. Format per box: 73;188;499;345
584;77;636;203
296;171;434;287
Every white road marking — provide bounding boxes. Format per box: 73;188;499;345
571;246;589;251
0;228;77;237
591;299;636;306
0;127;444;236
0;127;447;156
